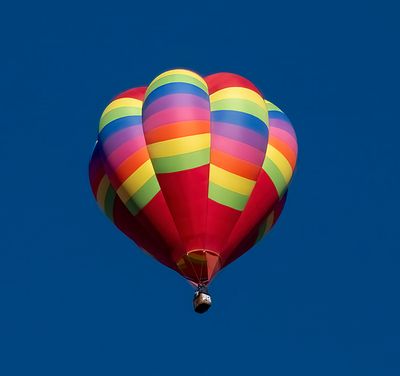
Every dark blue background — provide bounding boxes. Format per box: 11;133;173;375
2;1;399;374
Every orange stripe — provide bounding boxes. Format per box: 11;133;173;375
145;120;209;144
268;136;297;170
211;149;260;180
115;147;150;185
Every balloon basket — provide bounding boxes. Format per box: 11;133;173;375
193;286;212;314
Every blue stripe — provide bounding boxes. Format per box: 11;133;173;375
144;82;209;109
211;110;268;136
98;116;142;140
211;123;268;152
268;110;290;123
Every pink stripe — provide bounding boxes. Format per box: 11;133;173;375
211;121;267;151
143;107;210;131
105;137;147;168
269;127;298;154
269;119;297;139
143;93;209;118
102;126;143;154
211;134;265;166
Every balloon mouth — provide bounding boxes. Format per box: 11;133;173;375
176;250;221;285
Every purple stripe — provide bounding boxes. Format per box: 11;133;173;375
212;134;265;166
143;93;209;118
269;128;298;154
143;107;209;131
269;119;296;139
211;121;268;152
101;126;144;154
105;139;146;167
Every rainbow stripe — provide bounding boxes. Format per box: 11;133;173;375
142;69;211;173
208;86;269;211
89;144;117;221
142;70;212;252
262;101;297;197
98;90;160;215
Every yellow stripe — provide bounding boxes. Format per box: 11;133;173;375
210;164;256;196
266;145;293;184
210;98;268;124
117;160;156;203
151;69;207;87
96;175;110;211
264;100;283;113
147;134;210;158
210;87;267;110
102;98;143;116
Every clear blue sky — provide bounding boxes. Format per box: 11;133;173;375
1;1;399;375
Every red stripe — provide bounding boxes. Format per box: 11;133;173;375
138;192;185;262
204;73;263;96
204;199;241;253
113;87;146;101
156;165;210;253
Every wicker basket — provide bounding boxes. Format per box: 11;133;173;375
193;292;212;313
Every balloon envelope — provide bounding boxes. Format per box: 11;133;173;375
89;69;297;286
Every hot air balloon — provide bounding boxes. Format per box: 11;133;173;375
89;69;297;313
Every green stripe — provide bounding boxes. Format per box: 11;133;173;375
146;74;208;97
151;148;210;173
208;182;248;211
104;185;116;220
262;158;287;197
211;99;268;125
256;218;268;242
125;197;140;216
265;101;283;113
124;176;160;216
99;107;142;131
